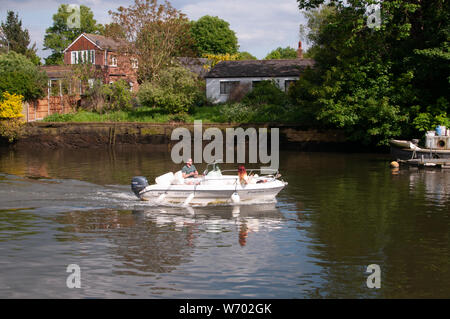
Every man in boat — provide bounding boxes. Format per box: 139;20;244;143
182;158;199;179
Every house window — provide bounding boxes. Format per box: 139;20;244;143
70;50;95;64
131;58;138;69
90;50;95;64
220;81;240;95
111;56;118;67
284;80;297;92
71;51;78;64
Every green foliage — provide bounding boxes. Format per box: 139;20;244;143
0;51;48;101
82;80;133;113
265;47;298;60
237;51;257;60
242;81;289;106
190;15;239;55
219;103;254;123
412;97;450;132
43;4;103;65
0;118;24;143
291;0;450;145
137;66;203;113
1;11;40;64
101;80;134;112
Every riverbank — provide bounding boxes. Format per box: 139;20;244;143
0;121;370;152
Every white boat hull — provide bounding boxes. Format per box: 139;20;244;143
139;180;287;205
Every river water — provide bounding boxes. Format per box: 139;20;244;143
0;146;449;298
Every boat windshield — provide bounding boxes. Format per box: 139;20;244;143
206;162;222;177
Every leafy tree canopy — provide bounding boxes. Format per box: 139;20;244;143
1;11;40;65
190;15;239;55
109;0;195;82
43;4;103;65
0;51;48;101
293;0;450;145
238;51;257;60
265;46;298;60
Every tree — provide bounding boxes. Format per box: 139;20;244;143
0;51;48;101
265;47;298;60
292;0;450;145
1;11;40;65
109;0;195;82
43;4;103;65
238;51;257;60
102;23;126;39
137;66;203;113
190;15;239;55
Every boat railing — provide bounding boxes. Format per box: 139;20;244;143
198;168;281;185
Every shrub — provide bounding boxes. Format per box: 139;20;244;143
0;92;25;142
138;66;203;114
0;118;24;143
242;80;288;106
219;103;257;123
101;80;133;112
0;92;24;119
82;80;133;113
0;51;48;101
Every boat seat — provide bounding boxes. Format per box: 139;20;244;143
172;171;184;185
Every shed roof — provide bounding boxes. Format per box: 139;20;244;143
205;59;315;78
40;65;73;78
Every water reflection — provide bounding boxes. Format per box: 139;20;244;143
1;147;450;298
47;204;284;281
408;169;450;205
134;204;284;247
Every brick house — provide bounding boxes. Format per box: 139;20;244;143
62;33;139;91
26;33;139;121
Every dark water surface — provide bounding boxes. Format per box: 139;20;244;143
0;146;449;298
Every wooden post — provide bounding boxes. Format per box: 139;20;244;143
59;79;63;114
48;79;51;117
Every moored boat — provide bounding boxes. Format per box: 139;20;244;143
390;135;450;161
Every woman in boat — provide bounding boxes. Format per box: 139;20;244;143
238;166;253;185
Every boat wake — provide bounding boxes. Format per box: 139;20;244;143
0;173;279;214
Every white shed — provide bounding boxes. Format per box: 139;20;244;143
205;59;315;103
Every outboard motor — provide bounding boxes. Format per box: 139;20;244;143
131;176;149;198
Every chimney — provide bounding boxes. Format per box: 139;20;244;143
297;41;303;59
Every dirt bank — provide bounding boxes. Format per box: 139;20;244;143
10;122;352;151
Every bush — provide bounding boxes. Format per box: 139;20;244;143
219;103;257;123
101;80;133;112
138;66;203;114
82;80;133;113
0;51;48;101
242;80;289;106
0;118;24;143
0;92;24;119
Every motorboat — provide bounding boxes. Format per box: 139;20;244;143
390;132;450;161
131;162;287;206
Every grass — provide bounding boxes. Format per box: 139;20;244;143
42;106;227;124
41;104;302;124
